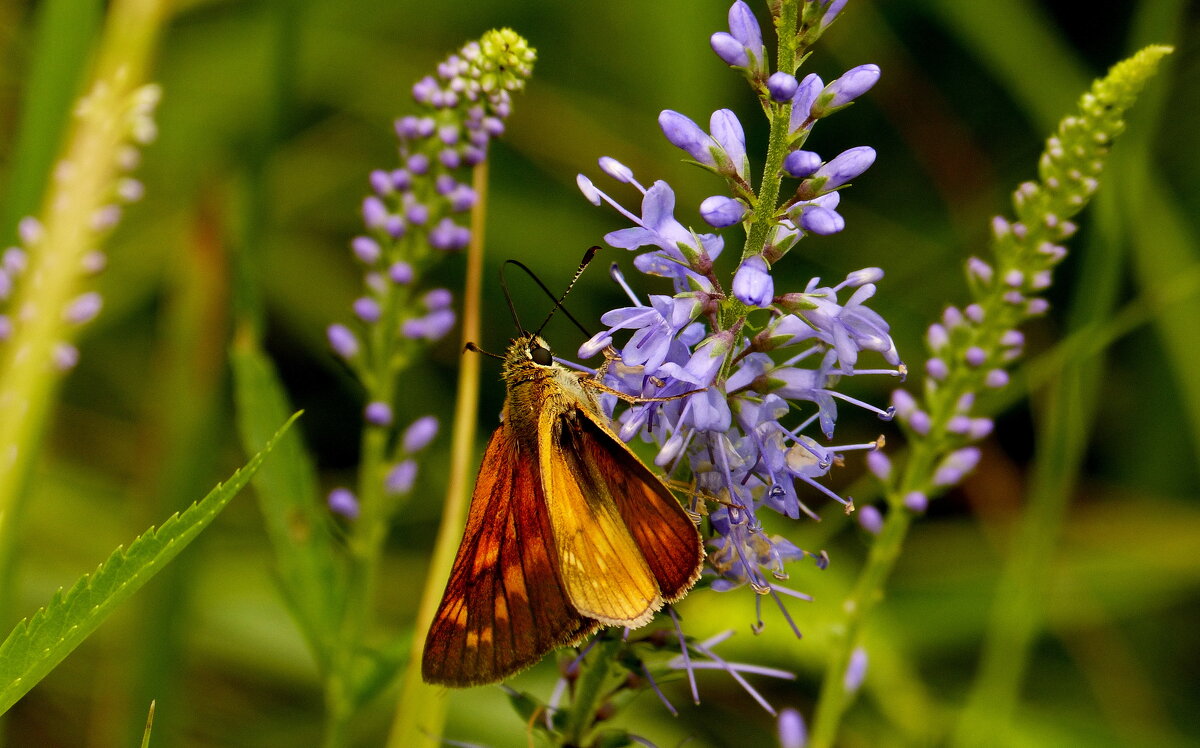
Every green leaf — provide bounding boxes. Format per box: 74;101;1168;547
231;330;340;669
140;700;155;748
0;413;300;715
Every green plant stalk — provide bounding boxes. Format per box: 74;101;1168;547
387;161;489;748
809;461;919;748
738;0;797;265
561;637;622;746
0;0;167;611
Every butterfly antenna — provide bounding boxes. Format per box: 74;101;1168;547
534;245;599;337
499;247;597;340
498;260;527;334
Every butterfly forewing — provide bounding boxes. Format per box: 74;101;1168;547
422;425;598;687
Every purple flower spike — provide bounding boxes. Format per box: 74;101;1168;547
733;255;774;307
768;72;799;102
822;64;881;112
327;324;359;359
814;146;876;190
403;415;439;453
783;150;822;178
778;709;806;748
328;488;360;519
364;401;393;426
700;195;747;228
659;110;716;166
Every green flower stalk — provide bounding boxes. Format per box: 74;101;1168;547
0;0;165;606
808;44;1173;748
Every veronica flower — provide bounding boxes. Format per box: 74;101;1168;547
574;3;899;646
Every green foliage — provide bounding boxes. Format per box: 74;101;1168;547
232;335;340;670
0;414;299;715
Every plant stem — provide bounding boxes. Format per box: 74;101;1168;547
561;637;621;746
387;160;489;748
740;0;798;265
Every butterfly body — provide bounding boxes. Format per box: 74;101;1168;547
422;334;704;687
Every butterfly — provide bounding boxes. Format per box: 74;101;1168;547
421;328;705;687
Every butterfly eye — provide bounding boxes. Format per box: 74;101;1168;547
530;344;553;366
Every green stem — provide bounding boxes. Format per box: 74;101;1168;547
739;1;798;264
387;161;490;748
808;470;920;748
561;638;622;746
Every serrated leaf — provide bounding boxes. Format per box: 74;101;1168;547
231;332;340;668
0;413;300;715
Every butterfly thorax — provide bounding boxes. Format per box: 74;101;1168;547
500;334;597;450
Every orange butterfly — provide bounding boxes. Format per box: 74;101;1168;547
421;330;705;687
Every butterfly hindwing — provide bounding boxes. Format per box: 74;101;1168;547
422;425;597;687
575;412;704;602
542;409;663;627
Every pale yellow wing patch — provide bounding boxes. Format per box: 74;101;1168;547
540;409;662;627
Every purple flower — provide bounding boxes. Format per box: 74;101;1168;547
600;180;723;268
778;709;807;748
858;505;883;535
328;488;360;519
403;415;439;452
789;74;823;132
813;146;876;190
710;1;764;71
820;64;881;113
732;255;774;307
844;647;868;693
352;236;382;264
596;294;701;374
353;297;381;323
700;195;747;228
64;292;103;325
364;401;393;426
327;324;359;359
385;460;418;495
660;110;716;166
768;72;799;102
783;150;822;178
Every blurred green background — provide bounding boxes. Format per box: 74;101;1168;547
1;0;1197;745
